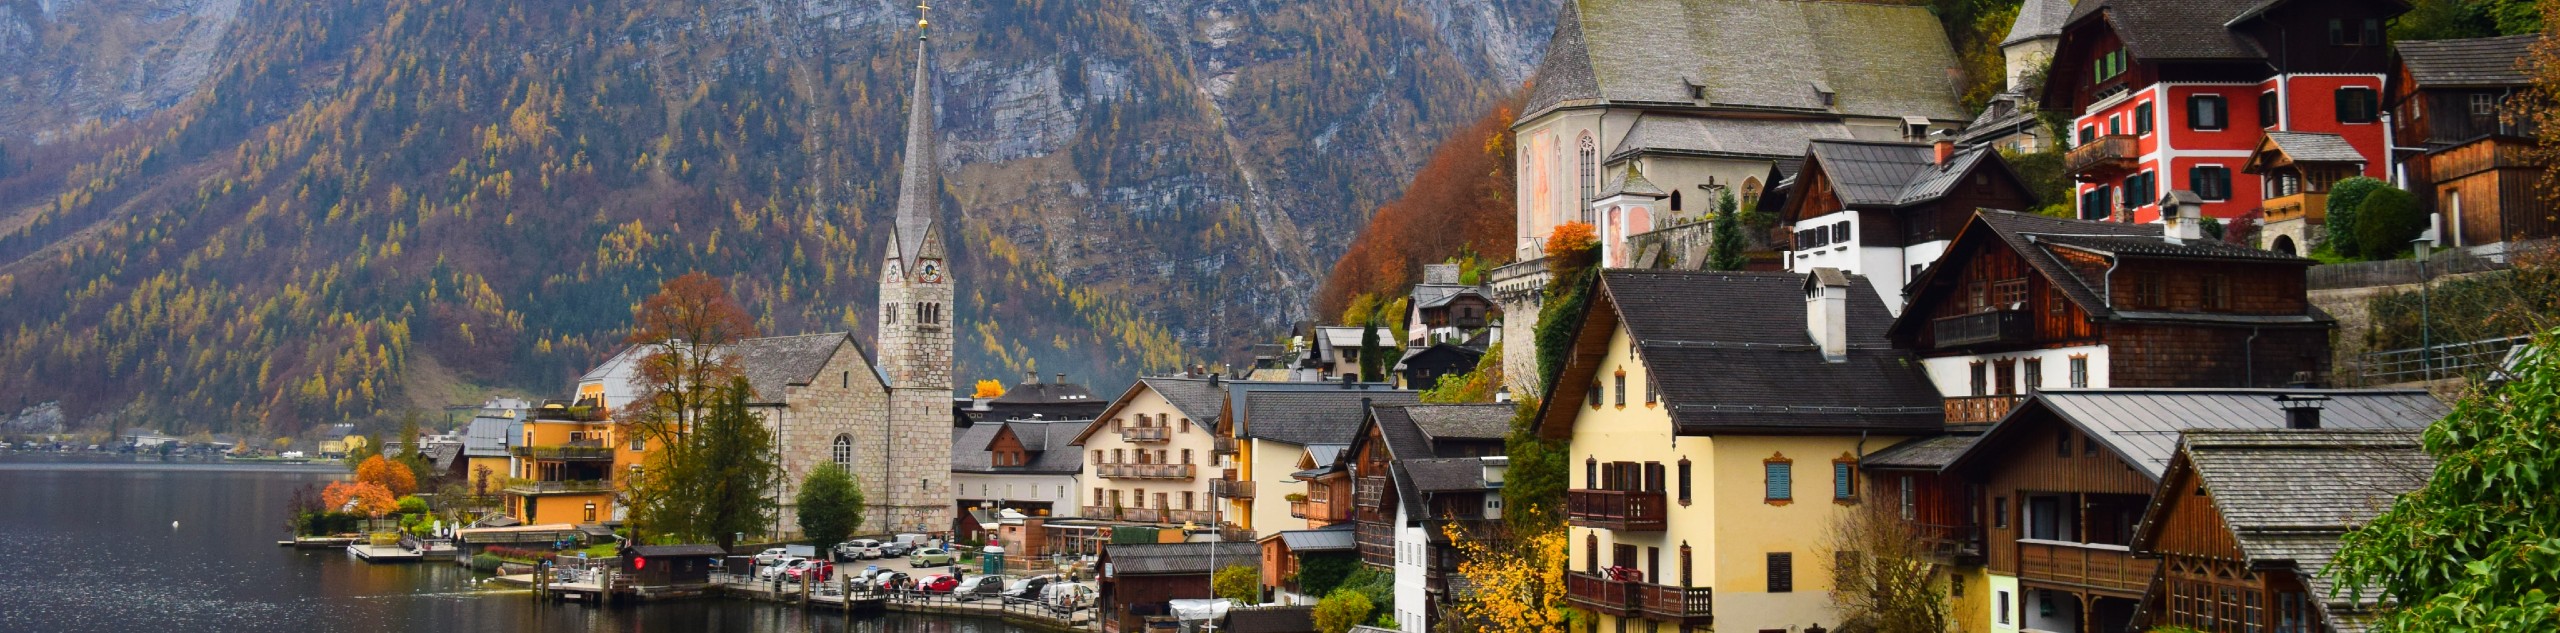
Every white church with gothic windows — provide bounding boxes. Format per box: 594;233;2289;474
566;9;960;538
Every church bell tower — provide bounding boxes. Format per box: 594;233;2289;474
875;2;955;534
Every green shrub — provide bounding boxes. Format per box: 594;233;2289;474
394;495;429;515
1312;589;1375;633
2355;186;2426;259
2326;176;2389;258
470;553;503;573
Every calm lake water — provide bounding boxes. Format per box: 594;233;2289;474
0;454;1025;633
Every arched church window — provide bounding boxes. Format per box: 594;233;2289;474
886;302;900;324
1741;178;1764;212
1670;189;1684;212
1578;133;1598;222
832;435;854;469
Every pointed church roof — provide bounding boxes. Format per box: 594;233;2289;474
2001;0;2071;46
890;16;942;265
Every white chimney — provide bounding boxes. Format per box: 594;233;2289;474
2161;190;2205;243
1805;268;1851;363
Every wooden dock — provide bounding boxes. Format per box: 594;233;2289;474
350;544;424;562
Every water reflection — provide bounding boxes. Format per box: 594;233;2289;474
0;455;1035;633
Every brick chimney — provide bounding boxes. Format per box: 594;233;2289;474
1931;131;1955;165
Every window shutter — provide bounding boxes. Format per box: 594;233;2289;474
1766;462;1792;500
1833;462;1853;499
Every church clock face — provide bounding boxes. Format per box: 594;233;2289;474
916;259;944;283
883;259;905;281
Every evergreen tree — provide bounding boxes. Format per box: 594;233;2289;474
693;378;779;549
1710;189;1748;271
795;463;866;552
1357;318;1387;383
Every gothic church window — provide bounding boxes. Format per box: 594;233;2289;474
1579;133;1598;222
832;435;854;469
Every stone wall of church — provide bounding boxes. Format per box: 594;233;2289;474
884;386;955;534
769;339;892;538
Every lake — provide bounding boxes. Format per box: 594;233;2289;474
0;454;1027;633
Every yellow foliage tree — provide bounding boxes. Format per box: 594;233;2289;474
1444;523;1573;633
973;379;1007;399
355;454;417;497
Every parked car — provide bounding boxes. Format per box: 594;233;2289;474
785;559;834;582
1042;582;1095;613
753;548;791;566
892;533;929;548
916;574;959;593
1002;575;1055;600
834;539;881;560
757;557;804;580
955;574;1008;600
909;547;953;566
871;571;910;592
876;541;914;558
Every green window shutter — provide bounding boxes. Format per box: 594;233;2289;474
1766;462;1792;500
1833;462;1852;499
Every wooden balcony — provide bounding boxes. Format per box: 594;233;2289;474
1564;572;1710;624
2263;191;2328;223
1095;463;1197;480
1932;310;2031;349
2018;539;2150;594
1119;426;1170;443
1080;505;1119;521
2066;134;2139;181
1164;509;1219;525
1944;395;2025;425
502;479;612;496
1566;489;1667;532
1919;522;1988;565
1212;436;1237;456
1355;476;1388;510
1288;499;1309;518
1210;478;1256;499
1356;521;1395;567
1123;507;1162;523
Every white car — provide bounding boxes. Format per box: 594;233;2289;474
757;556;805;580
836;539;883;560
753;548;790;566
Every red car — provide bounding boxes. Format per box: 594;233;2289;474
785;559;834;582
917;574;959;593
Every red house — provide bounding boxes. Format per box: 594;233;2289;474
2043;0;2407;224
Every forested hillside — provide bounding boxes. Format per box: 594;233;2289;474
0;0;1552;433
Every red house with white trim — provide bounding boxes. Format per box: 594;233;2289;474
2043;0;2407;225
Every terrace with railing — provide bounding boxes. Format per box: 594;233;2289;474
1944;395;2024;425
1094;463;1196;480
513;440;615;460
502;478;613;495
1566;489;1666;532
1210;478;1255;499
1564;572;1714;625
1119;426;1170;443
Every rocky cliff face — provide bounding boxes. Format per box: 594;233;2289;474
0;0;1552;431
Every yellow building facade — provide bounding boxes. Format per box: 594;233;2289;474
1540;269;1946;633
503;404;619;526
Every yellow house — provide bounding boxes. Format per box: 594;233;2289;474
503;401;619;526
1537;269;1944;633
1218;380;1416;536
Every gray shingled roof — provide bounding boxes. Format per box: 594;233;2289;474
2263;131;2370;165
1403;458;1494;493
1407;405;1513;445
1890;211;2320;342
2001;0;2072;46
952;419;1088;475
1581;270;1944;435
1103;542;1259;576
2065;0;2266;62
723;333;859;403
1274;527;1358;552
1800;140;2004;209
1950;389;2446;479
1611;112;1857;161
1599;164;1669;199
1960;93;2044;146
1141;377;1228;426
1524;0;1966;121
2134;430;2433;629
1239;389;1421;446
1861;433;1982;470
2397;34;2540;88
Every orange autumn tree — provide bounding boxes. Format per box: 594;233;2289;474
355;454;417;497
620;272;758;445
973;379;1007;398
1444;522;1573;633
322;481;400;518
1315;97;1522;319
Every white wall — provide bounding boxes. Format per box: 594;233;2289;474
1921;345;2111;396
1989;573;2022;633
952;472;1082;517
1392;502;1429;632
2024;587;2082;632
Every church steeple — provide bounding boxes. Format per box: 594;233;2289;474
889;1;940;268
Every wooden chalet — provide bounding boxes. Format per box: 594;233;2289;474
1938;389;2443;633
2243;132;2369;256
1777;138;2040;310
1098;542;1259;633
1342;403;1509;632
1257;526;1357;603
2129;429;2431;633
2390;34;2556;250
1888;209;2332;427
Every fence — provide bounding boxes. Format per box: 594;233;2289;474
2307;248;2508;289
708;570;1099;629
2360;334;2531;384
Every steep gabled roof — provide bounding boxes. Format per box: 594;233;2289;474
1069;376;1228;446
726;333;866;403
1237;389;1421;446
2254;131;2370;168
1408;405;1512;446
1523;0;1966;121
1946;389;2446;479
2396;34;2540;88
2001;0;2073;46
1538;270;1944;438
1887;210;2324;343
2130;430;2433;629
1795;140;2025;214
2064;0;2267;62
953;419;1089;475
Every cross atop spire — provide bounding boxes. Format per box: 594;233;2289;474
916;1;930;36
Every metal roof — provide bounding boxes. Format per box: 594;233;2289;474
1103;542;1260;576
2396;34;2540;88
1950;389;2446;479
1273;527;1358;552
2131;430;2433;629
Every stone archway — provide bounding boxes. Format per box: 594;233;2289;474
2271;235;2297;256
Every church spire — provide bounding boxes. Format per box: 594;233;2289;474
890;1;939;265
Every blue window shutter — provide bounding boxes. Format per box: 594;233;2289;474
1767;463;1792;500
1834;462;1852;499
